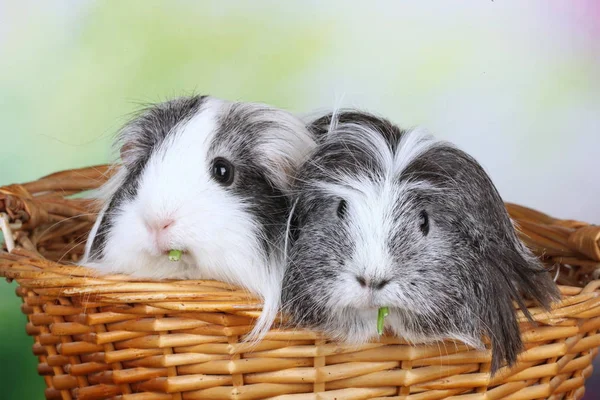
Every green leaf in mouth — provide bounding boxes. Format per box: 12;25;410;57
377;307;390;335
168;249;183;262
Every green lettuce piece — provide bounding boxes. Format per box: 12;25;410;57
168;249;182;262
377;307;389;335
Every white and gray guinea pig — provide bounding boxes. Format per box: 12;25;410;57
82;95;315;339
281;110;560;373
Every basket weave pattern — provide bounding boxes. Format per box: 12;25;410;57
1;165;600;400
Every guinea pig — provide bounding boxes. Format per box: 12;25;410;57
281;110;560;373
82;95;316;339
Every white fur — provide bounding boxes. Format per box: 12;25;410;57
393;127;439;175
83;166;126;260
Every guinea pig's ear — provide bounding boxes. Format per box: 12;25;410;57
119;141;136;165
115;117;146;167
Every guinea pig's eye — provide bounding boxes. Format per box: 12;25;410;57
419;210;429;236
337;199;347;219
211;158;234;186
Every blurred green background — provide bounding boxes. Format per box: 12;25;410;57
1;1;599;398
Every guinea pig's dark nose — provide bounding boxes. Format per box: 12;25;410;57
355;276;389;290
356;276;367;287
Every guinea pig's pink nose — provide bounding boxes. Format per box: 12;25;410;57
356;276;390;290
145;218;174;232
159;220;174;231
144;218;175;251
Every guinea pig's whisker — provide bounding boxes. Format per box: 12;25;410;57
36;212;100;239
57;234;92;264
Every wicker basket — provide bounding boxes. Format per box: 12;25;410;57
1;165;600;400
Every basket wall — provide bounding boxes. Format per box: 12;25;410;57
1;165;600;400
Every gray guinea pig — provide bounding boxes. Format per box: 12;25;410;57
281;110;560;373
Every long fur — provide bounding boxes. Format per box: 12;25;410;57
282;109;560;374
82;95;316;341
